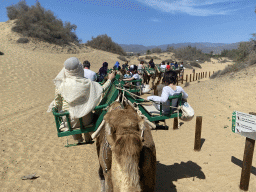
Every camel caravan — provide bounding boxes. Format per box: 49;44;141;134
49;57;193;191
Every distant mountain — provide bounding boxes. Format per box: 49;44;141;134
119;42;241;54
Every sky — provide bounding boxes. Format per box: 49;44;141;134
0;0;255;46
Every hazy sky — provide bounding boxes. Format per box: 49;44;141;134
0;0;255;46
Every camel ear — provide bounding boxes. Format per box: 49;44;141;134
105;123;115;146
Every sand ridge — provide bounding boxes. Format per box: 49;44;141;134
1;21;255;191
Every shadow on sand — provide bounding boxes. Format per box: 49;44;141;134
156;161;206;192
231;156;256;176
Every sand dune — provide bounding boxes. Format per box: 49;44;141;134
1;21;256;191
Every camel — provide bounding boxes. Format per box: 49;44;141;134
96;101;156;192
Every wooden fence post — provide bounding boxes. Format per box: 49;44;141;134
196;73;198;80
193;73;195;81
209;71;211;77
190;74;192;82
186;75;188;83
203;72;204;78
194;116;203;151
205;72;207;78
239;112;256;191
173;117;179;130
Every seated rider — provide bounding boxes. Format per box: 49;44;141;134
138;61;144;75
149;59;155;69
113;61;120;70
123;65;141;86
147;70;188;114
97;62;108;82
122;61;129;70
47;57;115;144
166;62;171;70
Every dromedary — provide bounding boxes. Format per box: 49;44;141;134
96;101;156;192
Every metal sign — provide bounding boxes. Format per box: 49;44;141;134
232;111;256;140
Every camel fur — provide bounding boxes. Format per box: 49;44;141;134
96;101;156;192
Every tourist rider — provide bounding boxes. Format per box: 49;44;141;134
113;61;120;70
138;61;144;75
149;59;155;69
97;62;108;82
47;57;115;144
123;65;141;86
166;62;171;70
174;62;178;69
147;70;188;114
83;60;97;81
122;61;129;70
160;61;166;70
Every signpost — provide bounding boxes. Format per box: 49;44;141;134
232;111;256;191
232;111;256;140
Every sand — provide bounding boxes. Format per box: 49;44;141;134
1;20;256;192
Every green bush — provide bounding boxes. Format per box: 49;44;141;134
86;34;126;56
0;51;4;55
6;1;80;45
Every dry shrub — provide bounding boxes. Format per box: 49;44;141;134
145;56;152;60
174;46;210;62
190;62;202;69
7;1;80;45
248;52;256;65
17;37;29;43
86;34;126;56
219;59;228;63
210;62;248;79
183;63;193;69
151;47;162;53
117;56;127;61
145;56;160;60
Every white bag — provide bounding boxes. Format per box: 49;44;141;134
142;84;151;94
180;102;194;121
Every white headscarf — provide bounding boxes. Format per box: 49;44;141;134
47;57;103;118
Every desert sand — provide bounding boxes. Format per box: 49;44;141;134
1;20;256;192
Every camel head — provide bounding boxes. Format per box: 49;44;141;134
103;103;145;192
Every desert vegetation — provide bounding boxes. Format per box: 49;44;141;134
0;51;4;55
190;61;202;69
7;1;80;45
210;36;256;79
17;37;29;44
173;45;211;63
86;34;126;56
117;55;127;61
151;47;162;53
145;55;161;60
